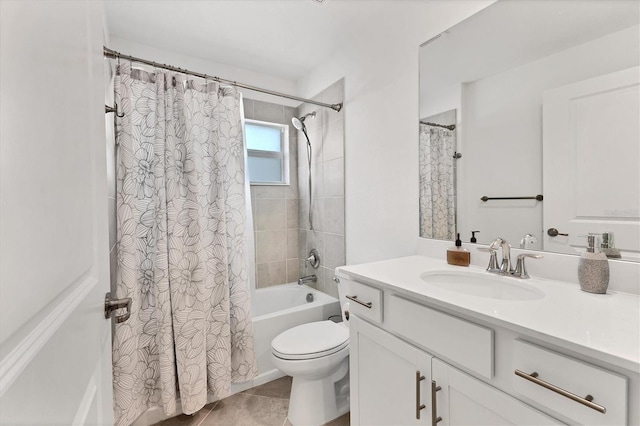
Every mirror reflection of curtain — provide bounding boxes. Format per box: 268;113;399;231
419;123;456;240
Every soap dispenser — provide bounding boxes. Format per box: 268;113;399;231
447;233;470;266
470;231;479;243
601;232;621;259
578;234;609;294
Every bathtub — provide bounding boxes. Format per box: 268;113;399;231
230;283;341;393
134;283;339;425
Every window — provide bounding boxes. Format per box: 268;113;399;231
245;119;289;185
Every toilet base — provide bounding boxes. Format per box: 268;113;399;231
287;358;350;426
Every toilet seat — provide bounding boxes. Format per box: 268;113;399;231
272;320;349;360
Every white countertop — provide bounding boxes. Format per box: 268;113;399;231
336;255;640;372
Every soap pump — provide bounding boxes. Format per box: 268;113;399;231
447;233;470;266
470;231;479;243
601;232;621;259
578;234;609;294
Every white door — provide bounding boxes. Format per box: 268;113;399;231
432;359;562;425
350;316;433;426
0;2;114;425
543;67;640;259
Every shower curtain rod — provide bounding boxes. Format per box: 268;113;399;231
420;121;456;131
104;47;343;112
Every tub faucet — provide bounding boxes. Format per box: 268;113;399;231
489;237;512;274
298;275;317;285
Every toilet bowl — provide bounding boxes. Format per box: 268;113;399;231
271;281;350;426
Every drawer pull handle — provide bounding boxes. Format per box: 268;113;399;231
346;295;372;309
431;380;442;425
416;371;426;419
514;369;606;414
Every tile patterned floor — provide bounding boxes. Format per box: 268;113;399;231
154;376;350;426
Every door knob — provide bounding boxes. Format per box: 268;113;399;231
547;228;569;237
104;292;132;323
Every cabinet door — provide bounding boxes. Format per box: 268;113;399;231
350;315;432;426
432;359;563;425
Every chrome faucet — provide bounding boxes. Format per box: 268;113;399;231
519;233;537;249
490;237;512;273
480;237;543;279
298;275;317;285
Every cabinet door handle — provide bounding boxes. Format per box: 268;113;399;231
514;370;606;413
346;294;372;309
416;371;426;419
431;380;442;425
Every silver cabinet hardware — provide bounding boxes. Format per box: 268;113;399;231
547;228;569;237
346;295;372;309
332;277;340;283
431;380;442;425
416;371;426;419
514;369;606;414
104;292;132;323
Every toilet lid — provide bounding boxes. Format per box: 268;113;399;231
272;321;349;360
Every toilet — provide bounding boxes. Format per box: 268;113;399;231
271;282;350;426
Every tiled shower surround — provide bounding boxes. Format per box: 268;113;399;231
244;99;301;287
246;79;345;297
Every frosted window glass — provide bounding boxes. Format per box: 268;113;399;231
245;123;282;152
248;157;282;183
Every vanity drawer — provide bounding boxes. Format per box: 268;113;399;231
342;279;383;324
386;295;493;378
513;339;627;426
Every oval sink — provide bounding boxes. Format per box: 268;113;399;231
420;271;544;301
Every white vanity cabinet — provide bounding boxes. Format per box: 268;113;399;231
349;308;561;426
350;315;434;425
340;272;635;426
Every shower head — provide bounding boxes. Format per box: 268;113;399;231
291;111;316;131
291;117;304;131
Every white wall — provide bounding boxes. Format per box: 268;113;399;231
457;25;639;248
296;1;494;264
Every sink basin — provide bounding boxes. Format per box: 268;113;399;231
419;271;544;301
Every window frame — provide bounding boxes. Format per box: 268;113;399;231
245;118;290;185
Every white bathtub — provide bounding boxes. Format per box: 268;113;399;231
231;283;341;393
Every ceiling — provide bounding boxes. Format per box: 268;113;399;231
104;0;391;82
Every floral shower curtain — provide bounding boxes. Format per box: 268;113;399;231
419;123;456;240
112;62;257;426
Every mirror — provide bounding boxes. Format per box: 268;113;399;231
419;0;640;261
